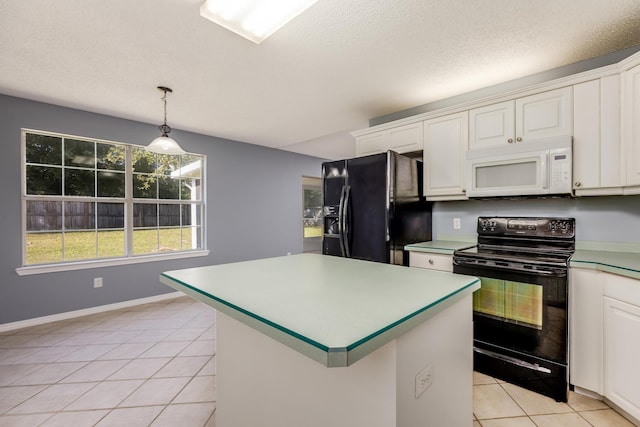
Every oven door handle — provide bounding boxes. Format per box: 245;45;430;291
474;346;552;374
453;260;567;277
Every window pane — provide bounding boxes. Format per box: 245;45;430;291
65;168;95;196
97;203;124;229
133;229;158;255
64;231;97;260
158;176;180;199
65;139;95;168
157;154;181;176
180;155;202;178
133;174;157;198
26;133;62;165
26;165;62;195
134;203;157;227
26;201;62;231
182;227;202;250
159;228;181;252
159;204;180;226
97;143;125;171
180;178;201;201
97;171;125;197
64;201;95;230
98;230;125;257
132;148;156;173
181;204;202;226
26;232;62;264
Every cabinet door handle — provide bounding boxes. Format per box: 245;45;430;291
516;137;522;142
575;182;581;187
507;138;514;143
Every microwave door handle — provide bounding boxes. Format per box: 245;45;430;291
542;153;549;189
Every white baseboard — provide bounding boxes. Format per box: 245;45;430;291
0;291;185;333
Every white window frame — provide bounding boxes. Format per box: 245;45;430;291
16;129;208;276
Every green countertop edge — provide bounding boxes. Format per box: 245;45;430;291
160;272;480;368
404;240;476;254
570;249;640;280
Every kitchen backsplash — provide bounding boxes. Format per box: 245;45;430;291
432;195;640;245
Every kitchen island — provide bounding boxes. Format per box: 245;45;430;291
160;253;480;427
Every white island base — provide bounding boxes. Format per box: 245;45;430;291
216;293;473;427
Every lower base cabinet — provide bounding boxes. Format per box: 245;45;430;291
571;267;640;424
603;275;640;423
408;252;453;272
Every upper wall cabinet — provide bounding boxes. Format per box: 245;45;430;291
356;122;423;156
622;63;640;191
572;76;623;196
423;112;469;200
469;87;573;150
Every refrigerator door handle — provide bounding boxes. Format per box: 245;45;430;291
338;185;347;257
341;185;351;258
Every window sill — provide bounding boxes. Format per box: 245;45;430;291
15;250;210;276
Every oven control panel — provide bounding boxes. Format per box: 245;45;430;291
477;217;574;238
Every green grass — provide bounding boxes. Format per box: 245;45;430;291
26;229;193;265
304;226;322;238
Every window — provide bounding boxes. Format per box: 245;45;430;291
21;130;205;269
302;176;322;253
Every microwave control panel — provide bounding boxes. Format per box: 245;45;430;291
549;148;572;193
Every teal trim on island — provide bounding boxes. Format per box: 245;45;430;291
159;254;480;367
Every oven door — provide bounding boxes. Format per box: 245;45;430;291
453;260;568;401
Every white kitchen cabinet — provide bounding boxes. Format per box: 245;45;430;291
569;268;603;394
604;271;640;423
469;87;573;150
468;100;514;149
355;122;423;156
622;63;640;191
423;112;468;200
572;76;623;195
409;252;453;272
356;132;387;156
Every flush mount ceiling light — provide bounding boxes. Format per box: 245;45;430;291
199;0;318;44
146;86;186;155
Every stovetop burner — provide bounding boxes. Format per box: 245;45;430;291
453;217;576;270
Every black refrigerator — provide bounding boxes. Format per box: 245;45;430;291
322;151;432;265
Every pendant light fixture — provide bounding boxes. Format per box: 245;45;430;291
146;86;186;155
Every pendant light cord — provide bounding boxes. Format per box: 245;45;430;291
158;87;172;137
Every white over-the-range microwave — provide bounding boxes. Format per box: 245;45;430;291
465;136;573;198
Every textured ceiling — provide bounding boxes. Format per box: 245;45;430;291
1;0;640;160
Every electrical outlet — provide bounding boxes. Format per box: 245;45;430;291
93;277;103;288
415;363;433;398
453;218;461;230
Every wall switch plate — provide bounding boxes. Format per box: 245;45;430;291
415;363;433;398
93;277;103;288
453;218;461;229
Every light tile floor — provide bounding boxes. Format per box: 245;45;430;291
473;371;636;426
1;294;637;426
0;295;216;427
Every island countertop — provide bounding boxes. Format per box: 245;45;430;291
160;253;480;368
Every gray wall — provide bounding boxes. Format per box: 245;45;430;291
0;94;324;324
432;196;640;244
